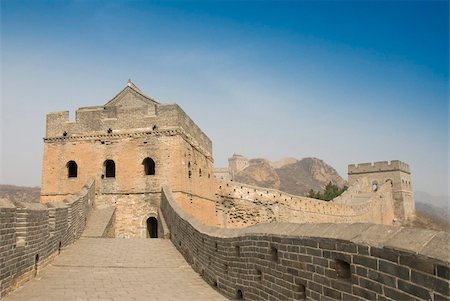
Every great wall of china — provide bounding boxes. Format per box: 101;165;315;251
0;82;448;300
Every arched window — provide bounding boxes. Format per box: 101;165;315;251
67;161;78;178
143;157;155;175
104;160;116;178
188;161;192;178
199;168;202;177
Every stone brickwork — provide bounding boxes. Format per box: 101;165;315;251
0;180;95;298
348;161;415;222
41;81;215;238
214;177;395;228
161;185;450;301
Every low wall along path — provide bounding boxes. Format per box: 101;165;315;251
162;185;450;301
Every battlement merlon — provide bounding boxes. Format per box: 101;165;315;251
348;160;410;175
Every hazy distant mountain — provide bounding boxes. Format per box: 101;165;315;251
234;157;346;196
415;191;449;209
234;159;281;189
0;184;40;203
411;191;449;231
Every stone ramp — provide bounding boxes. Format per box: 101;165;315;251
82;207;115;238
3;238;228;301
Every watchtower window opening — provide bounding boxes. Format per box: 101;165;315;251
143;158;155;175
104;160;116;178
67;161;78;178
199;168;202;177
146;217;158;238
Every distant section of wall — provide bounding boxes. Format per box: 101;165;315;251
214;178;395;228
213;167;232;181
228;154;250;179
161;185;450;301
0;180;95;298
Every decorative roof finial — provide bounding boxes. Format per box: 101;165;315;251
127;78;132;86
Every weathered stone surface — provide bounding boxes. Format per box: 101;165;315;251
384;227;437;254
420;231;450;263
351;224;401;247
3;238;227;301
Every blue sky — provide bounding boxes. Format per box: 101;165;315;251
1;0;448;196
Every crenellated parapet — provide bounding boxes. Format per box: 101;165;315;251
44;81;211;155
348;160;410;175
46;103;212;156
0;180;95;298
161;185;450;301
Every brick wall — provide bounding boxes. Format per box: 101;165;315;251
161;185;450;301
0;180;95;298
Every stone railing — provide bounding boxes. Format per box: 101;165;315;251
161;185;449;301
0;179;95;298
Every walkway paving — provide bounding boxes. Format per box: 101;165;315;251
4;238;229;301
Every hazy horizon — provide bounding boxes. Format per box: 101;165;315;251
1;1;448;196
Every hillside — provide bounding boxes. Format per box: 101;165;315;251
234;157;346;196
0;184;41;203
234;159;281;189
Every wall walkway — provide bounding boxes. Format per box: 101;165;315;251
2;238;227;301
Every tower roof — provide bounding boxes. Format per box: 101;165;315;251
104;80;159;107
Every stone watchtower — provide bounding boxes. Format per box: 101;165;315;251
347;160;415;222
228;154;249;179
41;81;215;237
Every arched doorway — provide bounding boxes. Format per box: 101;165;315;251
146;217;158;238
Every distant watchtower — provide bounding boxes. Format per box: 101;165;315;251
348;160;415;222
228;154;249;179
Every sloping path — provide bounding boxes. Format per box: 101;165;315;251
4;238;228;301
82;207;115;238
